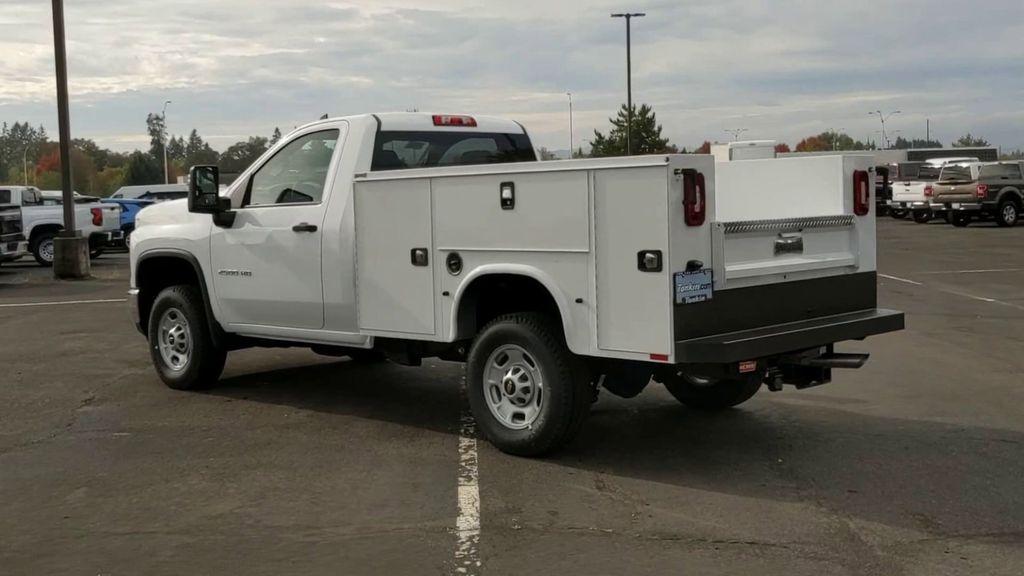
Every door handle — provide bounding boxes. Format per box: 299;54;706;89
292;223;318;233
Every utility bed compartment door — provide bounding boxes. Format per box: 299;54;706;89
712;156;874;289
354;179;436;336
594;167;671;355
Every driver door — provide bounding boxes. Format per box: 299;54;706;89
211;126;344;329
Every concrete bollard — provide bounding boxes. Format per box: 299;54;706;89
53;231;91;279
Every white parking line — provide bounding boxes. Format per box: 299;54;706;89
454;399;481;575
917;268;1024;275
879;273;923;286
0;298;126;308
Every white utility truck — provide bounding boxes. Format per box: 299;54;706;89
710;140;777;162
129;113;903;456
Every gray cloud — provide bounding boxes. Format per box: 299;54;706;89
1;0;1022;151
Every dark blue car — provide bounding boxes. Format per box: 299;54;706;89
102;198;154;247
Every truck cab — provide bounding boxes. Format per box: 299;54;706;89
129;112;902;456
0;190;28;265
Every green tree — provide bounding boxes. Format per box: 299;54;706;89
0;122;49;184
270;127;282;146
589;103;673;157
953;133;989;148
123;151;162;185
146;113;166;159
537;147;559;161
184;129;219;167
891;136;942;149
219;136;269;174
167;135;186;162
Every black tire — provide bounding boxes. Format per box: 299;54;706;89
30;231;56;267
950;212;971;227
147;284;227;390
890;209;908;220
996;199;1020;227
659;372;762;411
911;210;932;224
466;313;592;456
90;247;105;259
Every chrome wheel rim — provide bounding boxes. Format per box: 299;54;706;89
157;308;192;372
1003;204;1016;224
483;344;543;430
39;239;54;263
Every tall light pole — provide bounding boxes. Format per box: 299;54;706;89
611;12;644;155
566;91;574;159
869;110;900;149
22;147;29;185
829;128;845;151
162;100;172;184
725;128;748;141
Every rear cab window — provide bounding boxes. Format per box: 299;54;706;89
938;165;976;182
0;190;10;204
371;131;536;171
979;163;1023;180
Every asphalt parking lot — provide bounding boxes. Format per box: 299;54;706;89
2;218;1023;576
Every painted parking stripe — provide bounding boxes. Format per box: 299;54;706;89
454;392;481;575
0;298;126;308
879;273;923;286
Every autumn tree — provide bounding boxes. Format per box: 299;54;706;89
694;141;711;154
590;104;673;157
774;143;791;154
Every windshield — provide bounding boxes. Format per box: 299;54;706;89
372;131;536;171
938;165;975;182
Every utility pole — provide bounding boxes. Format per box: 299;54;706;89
162;100;172;184
567;91;574;159
50;0;89;278
869;110;900;149
926;118;930;143
611;12;644;155
725;128;748;142
22;147;29;185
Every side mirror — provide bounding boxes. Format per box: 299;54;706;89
188;165;226;213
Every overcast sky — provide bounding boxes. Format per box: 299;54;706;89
2;0;1023;153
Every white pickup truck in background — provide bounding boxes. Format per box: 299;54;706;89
129;112;903;455
890;157;978;223
0;186;121;266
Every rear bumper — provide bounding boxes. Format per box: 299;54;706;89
675;308;905;364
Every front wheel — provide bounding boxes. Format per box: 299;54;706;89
466;313;592;456
31;231;56;267
147;285;227;390
996;199;1020;227
658;372;762;411
950;212;972;227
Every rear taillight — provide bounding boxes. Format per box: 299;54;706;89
976;184;988;199
432;114;477;127
682;171;706;226
924;185;934;197
90;207;102;226
853;170;870;216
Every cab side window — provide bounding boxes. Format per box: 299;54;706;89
981;164;1023;180
246;130;339;207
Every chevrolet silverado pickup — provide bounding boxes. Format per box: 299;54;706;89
129;112;904;456
0;200;28;265
0;186;120;265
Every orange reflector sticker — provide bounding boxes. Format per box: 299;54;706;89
650;353;669;362
738;360;758;373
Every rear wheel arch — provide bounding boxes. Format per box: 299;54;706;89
452;269;576;350
135;250;225;346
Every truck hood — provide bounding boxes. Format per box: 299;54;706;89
135;198;188;228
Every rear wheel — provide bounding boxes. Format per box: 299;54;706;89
890;209;908;220
911;209;932;224
996;199;1019;227
31;231;56;267
658;372;762;411
950;212;972;227
466;313;591;456
147;284;227;390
